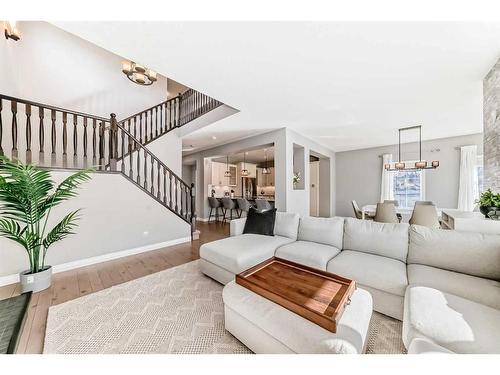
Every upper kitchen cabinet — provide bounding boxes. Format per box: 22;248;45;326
257;167;275;186
211;161;237;186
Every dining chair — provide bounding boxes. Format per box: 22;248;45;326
415;201;434;206
352;200;374;220
208;197;222;223
383;200;399;207
374;202;399;224
255;199;272;212
409;204;440;229
221;197;237;222
236;198;252;218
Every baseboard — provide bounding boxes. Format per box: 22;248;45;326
196;217;209;222
0;236;191;287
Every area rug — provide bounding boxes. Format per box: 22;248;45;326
44;260;406;354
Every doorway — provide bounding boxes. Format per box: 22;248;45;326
309;151;331;217
309;156;320;216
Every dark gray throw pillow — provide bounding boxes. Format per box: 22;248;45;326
243;207;276;236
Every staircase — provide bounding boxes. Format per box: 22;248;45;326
0;90;223;234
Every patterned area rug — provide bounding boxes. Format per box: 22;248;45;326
44;260;405;354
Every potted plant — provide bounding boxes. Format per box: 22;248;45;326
293;172;301;188
0;157;92;293
476;189;500;218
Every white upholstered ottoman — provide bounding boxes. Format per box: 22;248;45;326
222;281;373;354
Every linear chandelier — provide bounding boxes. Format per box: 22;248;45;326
122;61;157;86
384;125;440;172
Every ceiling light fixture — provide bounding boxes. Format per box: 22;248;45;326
4;21;20;41
262;149;271;174
122;61;157;86
385;125;440;171
212;136;217;140
241;152;249;177
224;155;232;178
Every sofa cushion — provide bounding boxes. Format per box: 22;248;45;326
403;286;500;354
275;241;340;270
408;225;500;281
200;234;295;274
298;216;344;249
223;281;373;354
274;212;300;240
343;218;409;262
407;338;454;354
326;250;408;296
407;264;500;310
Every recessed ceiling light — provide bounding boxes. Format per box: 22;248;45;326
212;136;217;140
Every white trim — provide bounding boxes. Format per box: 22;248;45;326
0;236;191;287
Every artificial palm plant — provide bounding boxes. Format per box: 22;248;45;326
0;157;92;275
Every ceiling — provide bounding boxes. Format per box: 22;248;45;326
54;22;500;152
212;146;274;165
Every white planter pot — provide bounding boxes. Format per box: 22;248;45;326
19;266;52;293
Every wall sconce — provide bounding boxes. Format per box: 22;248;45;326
4;21;20;41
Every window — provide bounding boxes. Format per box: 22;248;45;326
477;154;484;193
392;164;424;208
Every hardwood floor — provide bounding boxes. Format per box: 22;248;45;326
0;221;229;354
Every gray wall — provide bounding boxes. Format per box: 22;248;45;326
484;58;500;191
335;133;483;217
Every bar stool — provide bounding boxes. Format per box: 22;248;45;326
255;199;272;212
222;197;237;222
208;197;222;223
236;198;252;218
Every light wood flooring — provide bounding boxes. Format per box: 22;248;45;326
0;221;229;354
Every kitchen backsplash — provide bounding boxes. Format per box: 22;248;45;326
256;186;275;196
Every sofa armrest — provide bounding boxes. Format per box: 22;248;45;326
230;218;247;236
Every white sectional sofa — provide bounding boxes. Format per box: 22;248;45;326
199;213;500;354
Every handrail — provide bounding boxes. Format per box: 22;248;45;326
0;94;110;122
119;94;181;125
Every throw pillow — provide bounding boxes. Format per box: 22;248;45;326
243;207;276;236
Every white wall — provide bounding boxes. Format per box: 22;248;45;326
0;171;191;279
335;133;484;217
285;129;336;218
0;21;168;119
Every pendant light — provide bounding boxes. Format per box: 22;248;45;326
262;148;271;174
224;155;232;177
241;152;249;176
385;125;440;171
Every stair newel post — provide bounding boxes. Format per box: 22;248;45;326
190;183;196;235
109;113;118;171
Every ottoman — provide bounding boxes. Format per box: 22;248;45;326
222;281;373;354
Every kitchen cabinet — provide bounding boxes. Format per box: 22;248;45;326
257;167;274;186
211;162;237;186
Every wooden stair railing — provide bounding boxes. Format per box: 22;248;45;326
0;94;111;170
0;93;199;231
116;89;222;162
109;116;196;227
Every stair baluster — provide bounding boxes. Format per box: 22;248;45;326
25;103;32;164
11;100;18;160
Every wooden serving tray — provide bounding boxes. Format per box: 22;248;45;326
235;257;356;333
